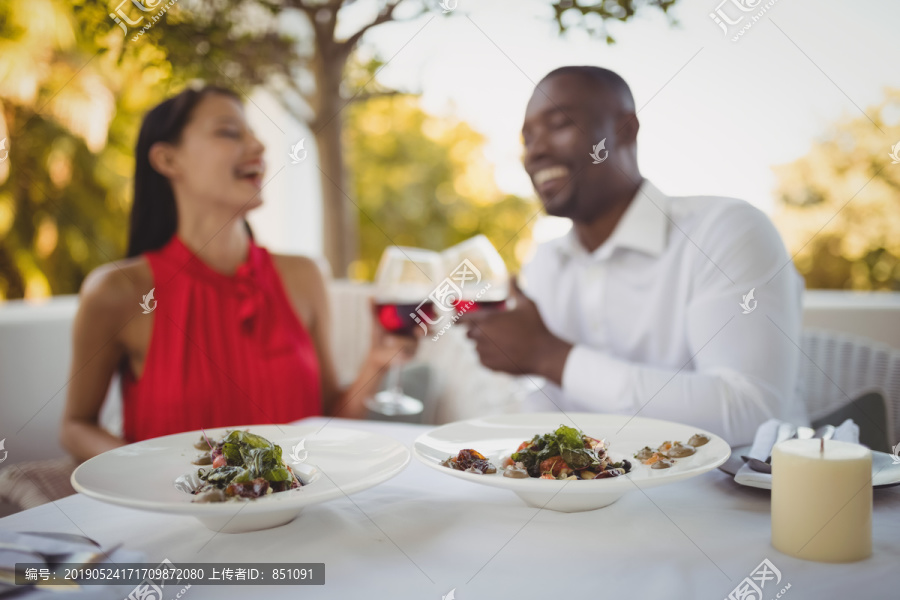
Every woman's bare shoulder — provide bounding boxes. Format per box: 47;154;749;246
79;258;153;316
270;254;331;329
270;253;329;288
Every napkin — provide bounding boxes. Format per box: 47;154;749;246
0;530;145;599
733;418;860;489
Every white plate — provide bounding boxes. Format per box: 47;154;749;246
72;425;410;533
414;413;731;512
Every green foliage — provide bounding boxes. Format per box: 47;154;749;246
0;0;303;299
344;95;537;280
772;89;900;290
549;0;679;41
0;0;682;298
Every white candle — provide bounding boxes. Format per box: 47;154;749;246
771;439;872;562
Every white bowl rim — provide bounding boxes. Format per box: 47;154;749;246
71;424;411;515
413;412;731;494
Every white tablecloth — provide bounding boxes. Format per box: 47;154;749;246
1;418;898;599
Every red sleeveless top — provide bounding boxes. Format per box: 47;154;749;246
122;236;322;442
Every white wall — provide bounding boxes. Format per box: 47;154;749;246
0;297;83;467
802;291;900;350
244;88;324;259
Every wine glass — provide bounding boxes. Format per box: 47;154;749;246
366;246;443;416
440;235;510;312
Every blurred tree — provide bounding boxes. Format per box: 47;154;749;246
0;0;123;298
1;0;682;298
344;95;536;280
0;0;300;299
772;89;900;291
223;0;681;276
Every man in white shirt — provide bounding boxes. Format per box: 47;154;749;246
465;66;807;445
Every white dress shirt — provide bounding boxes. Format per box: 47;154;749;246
521;180;808;445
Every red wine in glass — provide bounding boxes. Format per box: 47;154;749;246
368;247;443;417
376;302;436;337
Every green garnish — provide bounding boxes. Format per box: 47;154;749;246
511;424;604;477
199;430;292;488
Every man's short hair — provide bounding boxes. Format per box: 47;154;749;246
541;66;635;111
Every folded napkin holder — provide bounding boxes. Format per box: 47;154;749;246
734;418;859;489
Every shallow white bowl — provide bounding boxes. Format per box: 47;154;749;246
72;424;410;533
414;413;731;512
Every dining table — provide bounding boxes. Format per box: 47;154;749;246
1;416;898;599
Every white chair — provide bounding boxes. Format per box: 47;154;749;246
799;329;900;450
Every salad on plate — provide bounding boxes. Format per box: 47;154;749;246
442;424;633;481
189;430;302;502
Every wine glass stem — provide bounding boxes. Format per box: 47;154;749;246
385;362;403;397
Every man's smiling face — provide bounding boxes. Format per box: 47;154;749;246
522;72;636;223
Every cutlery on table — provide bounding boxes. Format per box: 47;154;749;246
0;543;75;566
18;532;101;548
0;542;123;592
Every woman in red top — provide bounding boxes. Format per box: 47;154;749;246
61;86;412;461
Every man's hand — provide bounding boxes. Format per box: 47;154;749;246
464;281;572;384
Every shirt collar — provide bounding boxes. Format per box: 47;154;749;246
557;179;669;261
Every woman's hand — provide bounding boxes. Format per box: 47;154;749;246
329;299;424;419
362;299;421;371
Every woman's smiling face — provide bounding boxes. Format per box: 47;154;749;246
152;92;267;215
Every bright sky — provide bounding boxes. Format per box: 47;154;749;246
348;0;898;241
248;0;898;257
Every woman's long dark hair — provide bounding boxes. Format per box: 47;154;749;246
127;85;253;258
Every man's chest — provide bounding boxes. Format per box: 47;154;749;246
531;254;691;362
